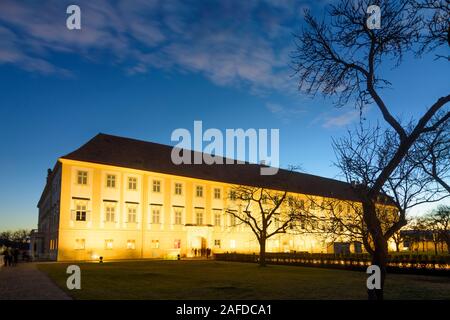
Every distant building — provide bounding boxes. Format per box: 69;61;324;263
401;230;449;254
35;133;396;261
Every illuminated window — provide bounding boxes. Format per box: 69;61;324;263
214;211;221;226
214;240;221;248
76;204;87;221
196;186;203;197
77;171;88;185
230;239;236;249
152;207;160;224
299;200;305;209
153;180;161;193
128;206;137;223
213;188;221;199
127;240;136;250
75;239;85;250
106;174;116;188
196;209;204;225
230;214;237;226
128;177;137;190
105;205;115;222
174;209;182;225
105;239;114;249
174;183;182;195
174;239;181;249
151;239;160;249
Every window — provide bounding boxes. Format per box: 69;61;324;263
76;204;87;221
151;239;160;249
152;207;160;224
174;183;182;195
77;171;88;185
310;201;316;210
153;180;161;193
196;186;203;197
230;214;237;226
105;205;115;222
106;174;116;188
214;239;221;248
128;206;137;223
229;191;236;201
299;199;305;210
174;209;182;225
338;204;343;213
174;239;181;249
230;239;236;249
196;209;204;225
214;212;221;226
105;239;114;249
75;239;85;250
128;177;137;190
213;188;221;199
127;240;136;250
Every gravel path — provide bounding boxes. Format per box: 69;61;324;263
0;263;71;300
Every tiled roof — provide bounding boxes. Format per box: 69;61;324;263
61;133;365;202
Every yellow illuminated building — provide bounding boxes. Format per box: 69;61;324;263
32;133;395;261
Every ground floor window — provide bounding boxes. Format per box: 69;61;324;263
105;239;114;249
127;240;136;250
230;239;236;249
75;239;85;250
174;239;181;249
151;239;160;249
214;239;221;248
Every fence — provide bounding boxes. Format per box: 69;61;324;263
214;252;450;276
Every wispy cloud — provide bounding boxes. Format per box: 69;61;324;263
321;109;361;129
0;0;319;93
265;102;306;122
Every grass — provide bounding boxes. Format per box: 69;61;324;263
37;260;450;300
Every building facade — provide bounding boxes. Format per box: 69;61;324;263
35;133;395;261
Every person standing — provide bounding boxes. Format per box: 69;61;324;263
13;248;19;266
3;249;9;267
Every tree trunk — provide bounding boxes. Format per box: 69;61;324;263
362;200;388;301
368;243;388;300
259;238;267;267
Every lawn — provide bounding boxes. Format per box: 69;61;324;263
37;260;450;300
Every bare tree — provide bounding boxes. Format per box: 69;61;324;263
421;205;450;253
292;0;450;299
331;125;448;297
391;229;404;253
225;186;301;267
409;112;450;193
413;0;450;57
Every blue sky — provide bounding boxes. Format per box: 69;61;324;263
0;0;449;231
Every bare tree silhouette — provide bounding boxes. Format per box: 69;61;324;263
292;0;449;299
225;185;303;267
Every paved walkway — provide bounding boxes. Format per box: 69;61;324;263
0;263;71;300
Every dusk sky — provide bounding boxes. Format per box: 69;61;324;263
0;0;449;231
